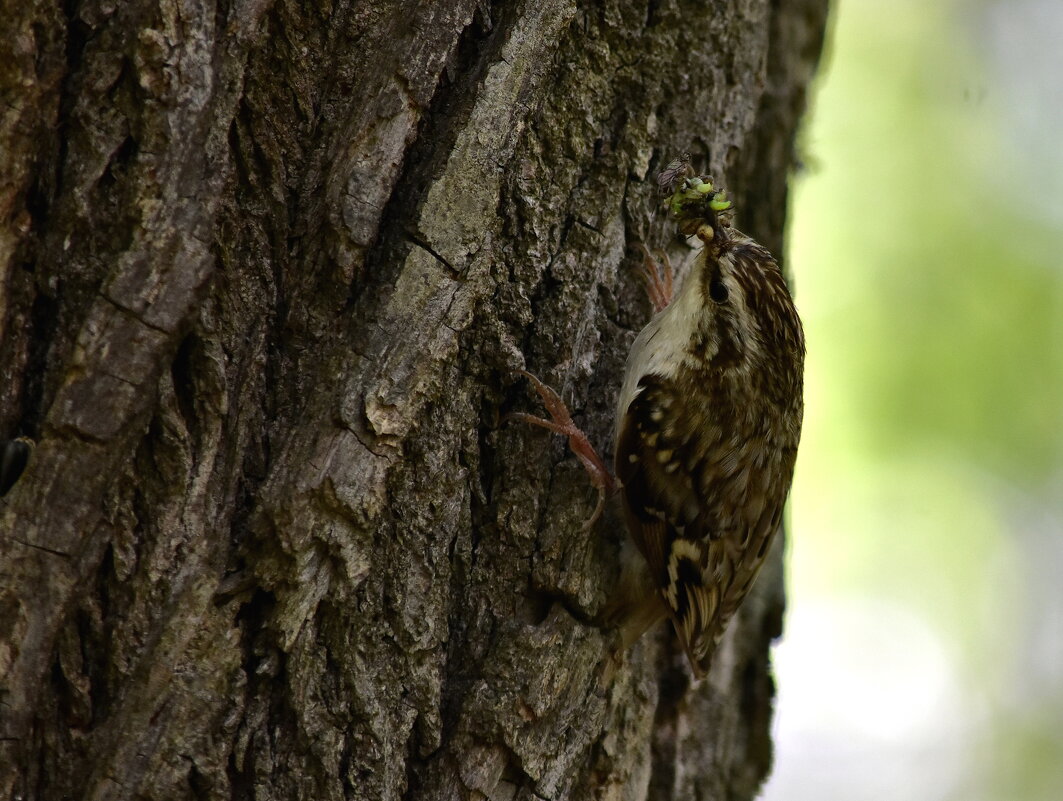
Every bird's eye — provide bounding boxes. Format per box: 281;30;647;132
709;278;729;303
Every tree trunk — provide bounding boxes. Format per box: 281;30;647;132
0;1;828;799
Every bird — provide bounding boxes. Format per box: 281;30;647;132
514;156;804;678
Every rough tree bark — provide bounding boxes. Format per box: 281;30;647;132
0;1;828;799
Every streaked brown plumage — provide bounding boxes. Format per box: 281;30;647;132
511;160;804;680
613;164;804;677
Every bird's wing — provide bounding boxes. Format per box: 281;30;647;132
615;373;730;673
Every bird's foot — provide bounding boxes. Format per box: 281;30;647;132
506;370;614;529
636;244;675;312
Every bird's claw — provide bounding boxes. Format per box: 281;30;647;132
636;244;674;312
506;370;614;530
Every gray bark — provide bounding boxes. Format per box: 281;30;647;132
0;1;828;799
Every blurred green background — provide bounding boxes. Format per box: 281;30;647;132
762;0;1063;799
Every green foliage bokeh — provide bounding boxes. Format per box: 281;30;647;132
770;0;1063;798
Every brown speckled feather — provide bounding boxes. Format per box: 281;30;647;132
614;225;803;676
